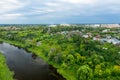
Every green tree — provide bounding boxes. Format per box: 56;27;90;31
65;54;75;65
77;65;93;80
54;53;63;64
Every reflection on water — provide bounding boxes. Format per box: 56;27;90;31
0;43;65;80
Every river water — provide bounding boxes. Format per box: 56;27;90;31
0;42;65;80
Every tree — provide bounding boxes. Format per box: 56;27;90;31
54;53;63;64
65;54;75;65
94;64;104;77
77;65;93;80
31;39;36;46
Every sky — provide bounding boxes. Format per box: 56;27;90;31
0;0;120;24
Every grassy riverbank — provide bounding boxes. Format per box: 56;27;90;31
0;52;14;80
0;39;75;80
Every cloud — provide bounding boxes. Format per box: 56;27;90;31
59;0;97;4
0;13;25;21
0;0;25;14
44;2;60;7
3;13;22;17
0;0;120;24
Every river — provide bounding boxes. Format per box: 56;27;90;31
0;42;65;80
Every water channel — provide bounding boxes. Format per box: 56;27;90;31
0;42;65;80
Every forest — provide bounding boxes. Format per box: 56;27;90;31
0;25;120;80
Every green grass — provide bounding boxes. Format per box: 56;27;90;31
0;53;14;80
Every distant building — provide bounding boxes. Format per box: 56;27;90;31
102;29;110;33
91;24;100;27
85;24;100;27
60;24;70;26
101;24;120;28
5;26;21;30
48;24;57;27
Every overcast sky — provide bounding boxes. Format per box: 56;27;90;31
0;0;120;24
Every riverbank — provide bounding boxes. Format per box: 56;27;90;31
0;52;14;80
0;39;75;80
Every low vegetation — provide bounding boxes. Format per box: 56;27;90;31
0;53;14;80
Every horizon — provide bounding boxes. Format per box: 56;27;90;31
0;23;120;25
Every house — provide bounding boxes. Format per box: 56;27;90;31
102;29;110;33
93;35;101;41
87;33;92;37
99;36;120;45
106;35;112;39
82;33;92;38
99;38;107;43
93;34;120;45
107;38;120;45
61;31;68;34
83;35;89;38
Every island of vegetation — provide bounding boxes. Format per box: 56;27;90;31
0;24;120;80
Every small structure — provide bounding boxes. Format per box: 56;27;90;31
107;38;120;45
83;35;89;38
102;29;110;33
37;41;42;46
61;31;68;34
106;35;112;39
93;35;101;41
82;33;92;38
102;47;108;50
